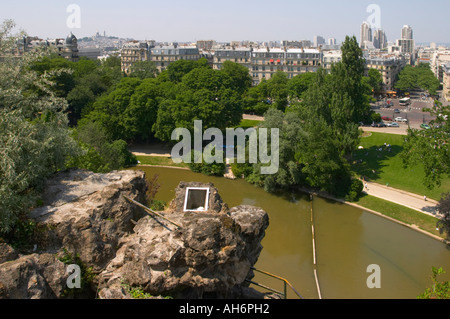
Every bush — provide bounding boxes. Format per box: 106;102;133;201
66;121;137;173
345;179;364;202
187;150;226;177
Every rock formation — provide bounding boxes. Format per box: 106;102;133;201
0;169;269;299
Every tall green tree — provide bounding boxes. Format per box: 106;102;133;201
401;101;449;189
366;68;383;94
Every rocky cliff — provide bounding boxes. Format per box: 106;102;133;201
0;169;269;299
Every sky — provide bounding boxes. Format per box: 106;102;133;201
1;0;449;44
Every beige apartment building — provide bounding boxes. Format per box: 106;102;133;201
120;41;151;74
442;63;450;101
364;54;406;92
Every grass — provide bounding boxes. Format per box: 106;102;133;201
354;194;443;239
236;119;262;129
136;155;188;168
352;132;449;201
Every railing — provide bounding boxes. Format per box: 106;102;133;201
123;195;183;229
246;267;303;300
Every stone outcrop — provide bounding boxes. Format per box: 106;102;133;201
0;169;269;299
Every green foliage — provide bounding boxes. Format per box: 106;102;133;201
401;101;449;189
371;112;382;123
345;179;364;202
30;54;123;126
167;58;209;83
241;36;367;198
0;20;79;232
153;66;244;142
366;68;383;94
395;64;440;95
66;120;137;173
436;192;450;240
221;60;253;94
417;267;450;299
188;150;226;177
128;60;158;79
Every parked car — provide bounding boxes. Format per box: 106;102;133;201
381;116;392;121
420;124;431;130
387;122;399;127
395;117;408;123
394;109;401;113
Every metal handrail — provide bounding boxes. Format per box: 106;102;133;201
123;195;183;229
249;267;303;299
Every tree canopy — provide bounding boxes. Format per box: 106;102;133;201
395;63;440;95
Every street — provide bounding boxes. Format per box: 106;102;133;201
372;91;439;130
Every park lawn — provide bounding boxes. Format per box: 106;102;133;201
352;132;449;201
354;194;443;239
136;155;188;168
236;119;262;129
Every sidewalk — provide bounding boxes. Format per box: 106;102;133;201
128;143;171;157
363;181;440;218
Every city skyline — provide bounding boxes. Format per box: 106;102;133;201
1;0;450;44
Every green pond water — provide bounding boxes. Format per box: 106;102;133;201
129;166;450;299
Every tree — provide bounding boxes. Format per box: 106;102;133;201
366;68;383;94
401;101;449;189
66;120;137;173
0;20;78;232
167;58;209;83
82;77;143;140
436;192;450;240
287;72;316;100
395;63;440;95
153;67;244;141
129;60;158;79
221;60;252;95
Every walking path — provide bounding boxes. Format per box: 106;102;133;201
363;181;440;218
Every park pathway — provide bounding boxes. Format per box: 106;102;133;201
363;181;440;218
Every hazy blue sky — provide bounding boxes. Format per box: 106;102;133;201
1;0;449;43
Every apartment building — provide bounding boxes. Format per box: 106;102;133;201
431;50;450;83
441;63;450;100
251;48;322;85
212;47;252;72
120;41;151;74
364;54;406;92
149;45;201;72
322;50;342;73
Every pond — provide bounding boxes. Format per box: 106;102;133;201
129;166;450;299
